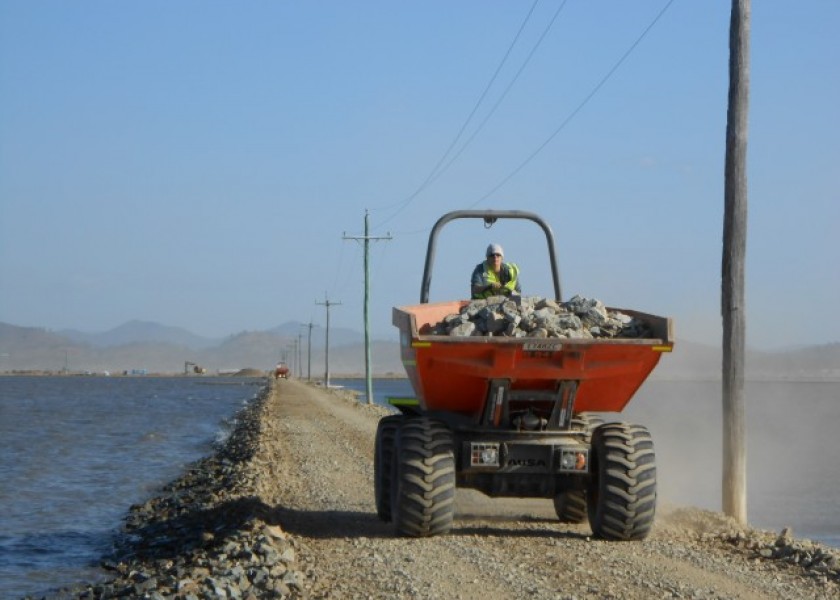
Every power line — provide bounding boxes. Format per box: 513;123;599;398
371;0;541;230
426;0;570;191
470;0;677;207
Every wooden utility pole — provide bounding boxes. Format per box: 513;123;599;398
316;293;341;388
343;210;392;405
722;0;750;525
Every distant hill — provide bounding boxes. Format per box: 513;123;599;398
653;340;840;381
0;321;402;375
268;321;364;349
1;320;838;380
60;320;219;350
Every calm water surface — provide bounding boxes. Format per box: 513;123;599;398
0;376;262;600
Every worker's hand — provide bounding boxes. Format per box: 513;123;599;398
490;282;502;290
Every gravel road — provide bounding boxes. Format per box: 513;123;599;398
258;379;838;600
57;379;838;599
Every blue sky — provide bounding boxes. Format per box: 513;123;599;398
1;1;837;350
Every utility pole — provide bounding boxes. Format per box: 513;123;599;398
297;332;303;378
722;0;750;525
303;322;314;381
287;341;297;377
344;209;393;405
316;293;341;388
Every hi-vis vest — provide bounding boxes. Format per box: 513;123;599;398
472;262;520;299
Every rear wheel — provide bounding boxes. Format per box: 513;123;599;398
587;423;656;541
374;415;402;522
553;489;587;523
391;417;456;537
554;413;606;524
571;412;605;439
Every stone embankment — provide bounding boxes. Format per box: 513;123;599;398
49;379;838;599
52;384;307;600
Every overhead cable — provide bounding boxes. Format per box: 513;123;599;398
427;0;569;191
469;0;677;208
371;0;541;230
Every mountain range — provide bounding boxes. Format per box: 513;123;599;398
0;320;400;375
1;320;838;380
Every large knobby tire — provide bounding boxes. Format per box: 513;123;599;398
587;423;656;541
374;415;403;522
391;417;456;537
572;412;605;439
553;489;587;523
554;413;607;524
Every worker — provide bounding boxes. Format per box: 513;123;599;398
471;243;521;299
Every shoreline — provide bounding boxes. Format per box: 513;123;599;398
37;379;839;598
40;381;307;600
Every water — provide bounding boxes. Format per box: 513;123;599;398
0;376;263;600
2;377;837;598
335;377;840;549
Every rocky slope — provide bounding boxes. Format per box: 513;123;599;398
53;380;838;599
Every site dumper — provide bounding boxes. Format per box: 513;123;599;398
374;210;674;540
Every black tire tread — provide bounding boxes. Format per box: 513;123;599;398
392;418;456;537
374;415;402;522
553;489;587;524
588;423;656;541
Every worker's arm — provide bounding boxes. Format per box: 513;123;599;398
502;263;520;295
472;282;501;298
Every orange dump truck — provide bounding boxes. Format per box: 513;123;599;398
375;210;674;541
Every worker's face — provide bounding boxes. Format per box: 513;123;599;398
488;253;503;269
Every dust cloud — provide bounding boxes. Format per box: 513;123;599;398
621;378;840;539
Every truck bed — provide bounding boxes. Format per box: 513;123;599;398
393;300;674;416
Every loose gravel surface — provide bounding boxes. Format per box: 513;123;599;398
55;379;838;599
260;379;838;600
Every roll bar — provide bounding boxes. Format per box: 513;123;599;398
420;210;562;303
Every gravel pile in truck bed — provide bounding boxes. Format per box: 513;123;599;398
424;294;653;339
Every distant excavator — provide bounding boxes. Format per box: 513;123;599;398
184;361;206;375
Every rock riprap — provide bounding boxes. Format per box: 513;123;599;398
423;294;653;339
49;384;307;600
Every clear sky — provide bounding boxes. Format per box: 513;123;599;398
1;1;837;350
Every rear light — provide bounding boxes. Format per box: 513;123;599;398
470;443;500;467
559;449;587;472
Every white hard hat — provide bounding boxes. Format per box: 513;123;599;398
486;243;504;257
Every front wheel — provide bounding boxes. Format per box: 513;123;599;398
553;489;587;524
374;415;402;522
587;423;656;541
391;417;456;537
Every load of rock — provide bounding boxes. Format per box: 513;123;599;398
423;294;653;339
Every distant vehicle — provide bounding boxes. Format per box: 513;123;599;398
185;361;206;375
274;362;289;379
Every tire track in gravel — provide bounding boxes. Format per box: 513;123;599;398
258;379;521;599
254;379;835;600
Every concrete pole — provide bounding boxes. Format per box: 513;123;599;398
343;210;392;404
304;322;314;381
316;294;340;388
